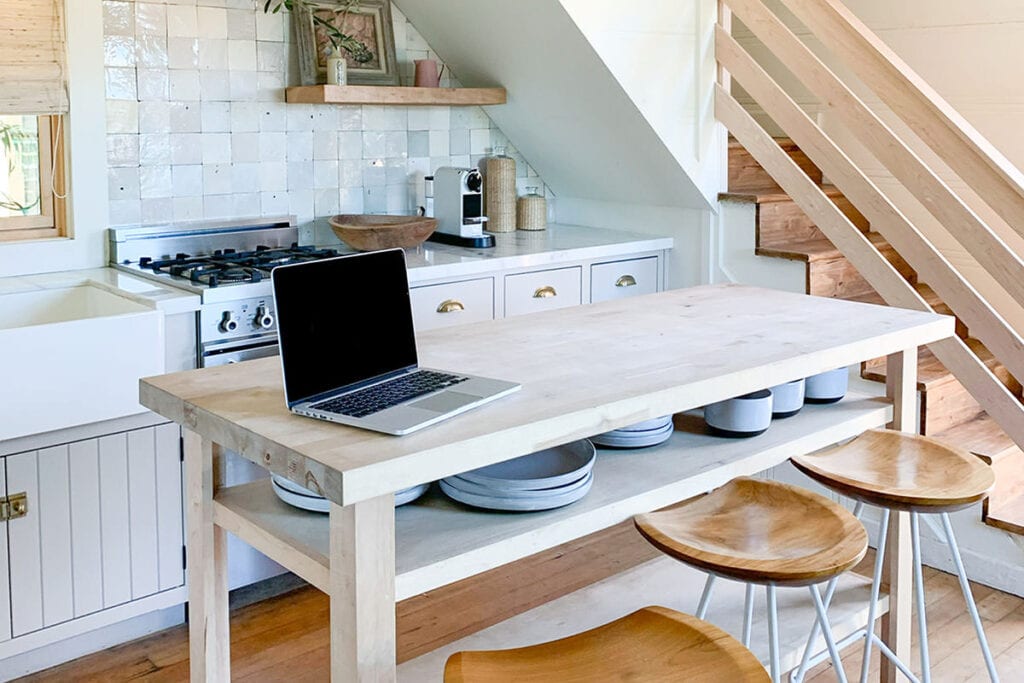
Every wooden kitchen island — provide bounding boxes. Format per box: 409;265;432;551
140;284;953;682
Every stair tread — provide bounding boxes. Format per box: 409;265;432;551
862;345;958;390
933;413;1020;464
984;455;1024;536
755;232;895;264
721;184;846;205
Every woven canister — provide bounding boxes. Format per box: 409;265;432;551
516;186;547;231
485;146;516;232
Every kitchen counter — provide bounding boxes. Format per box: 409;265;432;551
0;267;201;315
389;224;673;283
141;284;952;681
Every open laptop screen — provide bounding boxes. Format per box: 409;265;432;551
272;248;418;405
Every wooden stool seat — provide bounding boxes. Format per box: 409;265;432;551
634;478;868;586
443;605;769;682
791;428;995;512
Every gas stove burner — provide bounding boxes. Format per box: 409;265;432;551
138;244;341;287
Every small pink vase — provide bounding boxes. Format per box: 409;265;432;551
414;59;442;88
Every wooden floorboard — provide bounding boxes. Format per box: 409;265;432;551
18;533;1024;682
16;522;658;682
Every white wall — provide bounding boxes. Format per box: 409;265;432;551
0;1;108;278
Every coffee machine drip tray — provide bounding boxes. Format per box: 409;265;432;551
428;232;496;248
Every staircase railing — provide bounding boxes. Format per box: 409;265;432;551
715;0;1024;453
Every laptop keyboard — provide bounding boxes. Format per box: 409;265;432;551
311;370;469;418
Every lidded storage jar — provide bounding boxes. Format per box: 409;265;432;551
484;145;516;233
517;186;547;231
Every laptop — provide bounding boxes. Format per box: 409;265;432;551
271;248;521;435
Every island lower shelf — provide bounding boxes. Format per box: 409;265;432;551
213;392;891;601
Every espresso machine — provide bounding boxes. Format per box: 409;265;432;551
428;167;494;248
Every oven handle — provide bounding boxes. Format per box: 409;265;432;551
202;339;279;367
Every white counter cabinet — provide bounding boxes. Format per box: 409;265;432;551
0;417;185;660
411;252;669;331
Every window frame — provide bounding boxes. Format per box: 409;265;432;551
0;115;66;243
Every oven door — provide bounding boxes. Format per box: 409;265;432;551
200;336;286;587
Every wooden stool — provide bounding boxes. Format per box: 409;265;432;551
443;605;769;682
790;428;997;683
634;477;868;683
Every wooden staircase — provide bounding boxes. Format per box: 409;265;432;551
727;138;1024;535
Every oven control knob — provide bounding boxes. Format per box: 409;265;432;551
254;305;274;330
219;311;239;333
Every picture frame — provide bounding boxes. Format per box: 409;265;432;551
294;0;400;87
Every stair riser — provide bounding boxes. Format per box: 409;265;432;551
729;143;823;192
756;196;871;249
920;382;984;434
806;248;916;300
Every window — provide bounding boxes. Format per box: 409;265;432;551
0;114;65;241
0;0;69;242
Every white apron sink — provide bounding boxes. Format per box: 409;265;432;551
0;283;164;442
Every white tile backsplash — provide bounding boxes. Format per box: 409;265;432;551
105;1;550;230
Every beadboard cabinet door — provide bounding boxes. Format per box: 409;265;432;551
6;423;184;638
0;459;10;644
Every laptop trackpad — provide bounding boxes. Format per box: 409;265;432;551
408;391;479;414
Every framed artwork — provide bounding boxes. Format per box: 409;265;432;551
295;0;400;86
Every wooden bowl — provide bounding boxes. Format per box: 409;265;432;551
329;214;438;251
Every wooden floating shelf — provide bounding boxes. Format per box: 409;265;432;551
285;85;507;106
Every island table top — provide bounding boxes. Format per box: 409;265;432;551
140;284;952;506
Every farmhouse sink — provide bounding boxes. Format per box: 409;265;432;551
0;283;164;442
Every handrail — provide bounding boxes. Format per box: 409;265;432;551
715;26;1024;388
716;88;1024;450
782;0;1024;242
726;0;1024;313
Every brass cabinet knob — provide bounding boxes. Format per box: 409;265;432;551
437;299;465;313
533;285;557;298
615;275;637;288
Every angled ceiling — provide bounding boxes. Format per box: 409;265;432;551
393;0;715;210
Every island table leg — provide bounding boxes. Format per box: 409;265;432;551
183;431;230;682
881;348;917;683
330;493;397;682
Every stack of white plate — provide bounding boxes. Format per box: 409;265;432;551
440;439;596;512
271;474;429;513
590;415;674;448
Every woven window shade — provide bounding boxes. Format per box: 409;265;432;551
0;0;68;115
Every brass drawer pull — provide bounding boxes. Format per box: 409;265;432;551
533;286;557;298
0;492;27;521
437;299;465;313
615;275;637;288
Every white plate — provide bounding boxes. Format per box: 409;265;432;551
439;473;593;512
457;439;596;491
271;477;430;512
613;416;673;432
591;422;674;449
441;470;591;500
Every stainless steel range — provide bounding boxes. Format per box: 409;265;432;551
109;217;341;368
109;217;346;588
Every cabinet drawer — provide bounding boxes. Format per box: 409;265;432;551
505;267;583;317
411;278;494;330
591;257;659;303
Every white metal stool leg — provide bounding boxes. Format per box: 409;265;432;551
911;513;931;683
791;503;866;683
941;513;1000;682
696;574;716;619
860;507;889;683
808;583;848;683
743;582;755;648
767;583;781;683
